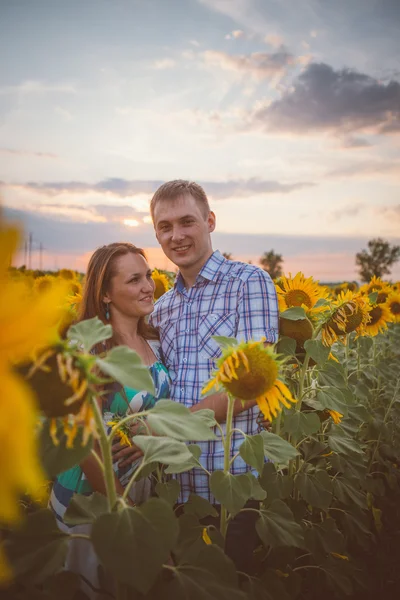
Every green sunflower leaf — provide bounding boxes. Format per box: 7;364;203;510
210;471;251;516
294;470;333;510
280;307;307;321
256;500;304;549
155;479;181;506
259;463;293;505
96;345;155;394
282;412;321;440
304;339;331;365
239;434;265;473
146;399;216;441
67;316;112;352
317;387;349;417
164;444;202;474
212;335;239;349
260;431;299;466
91;499;178;594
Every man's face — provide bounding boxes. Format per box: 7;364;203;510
153;193;216;271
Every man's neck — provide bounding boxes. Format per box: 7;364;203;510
180;249;214;289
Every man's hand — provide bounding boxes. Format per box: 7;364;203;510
112;442;143;468
190;391;257;423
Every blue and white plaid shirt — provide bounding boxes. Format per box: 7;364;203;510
150;250;279;502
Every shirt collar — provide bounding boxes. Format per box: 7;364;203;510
174;250;225;291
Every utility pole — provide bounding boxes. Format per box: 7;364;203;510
28;232;33;269
39;243;44;270
24;238;28;267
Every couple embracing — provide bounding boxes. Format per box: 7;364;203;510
50;179;279;585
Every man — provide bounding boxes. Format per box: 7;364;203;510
149;180;279;573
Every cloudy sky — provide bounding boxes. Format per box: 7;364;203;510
1;0;399;280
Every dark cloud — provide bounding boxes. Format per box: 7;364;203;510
339;137;372;149
11;177;315;200
16;178;163;198
30;203;145;221
251;62;400;136
379;204;400;222
326;161;400;179
329;202;366;221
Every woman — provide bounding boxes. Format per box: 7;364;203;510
49;243;171;597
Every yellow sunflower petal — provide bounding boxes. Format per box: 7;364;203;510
0;372;46;525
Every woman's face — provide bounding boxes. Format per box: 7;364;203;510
103;252;155;320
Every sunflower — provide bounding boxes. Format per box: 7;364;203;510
0;223;67;536
277;272;328;314
374;285;393;305
385;292;400;323
58;268;76;281
66;291;82;309
22;348;92;447
57;305;77;338
107;416;132;447
280;316;313;353
328;409;343;424
202;340;296;422
363;302;393;337
321;290;371;346
152;269;171;300
33;274;56;294
68;280;82;296
360;275;389;295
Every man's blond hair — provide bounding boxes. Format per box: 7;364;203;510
150;180;211;221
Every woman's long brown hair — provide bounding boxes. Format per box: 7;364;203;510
78;242;158;354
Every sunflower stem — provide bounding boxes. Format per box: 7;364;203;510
220;393;235;539
122;461;145;501
296;353;310;412
91;395;118;512
368;378;400;473
274;411;281;436
344;335;350;379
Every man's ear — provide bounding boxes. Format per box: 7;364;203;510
208;211;216;233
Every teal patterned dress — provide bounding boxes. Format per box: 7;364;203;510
49;340;170;525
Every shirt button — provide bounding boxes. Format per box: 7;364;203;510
183;358;187;362
181;388;184;392
185;329;190;333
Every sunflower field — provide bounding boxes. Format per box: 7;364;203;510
1;219;400;600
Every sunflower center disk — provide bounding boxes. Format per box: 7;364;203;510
369;306;383;326
285;289;312;308
376;292;389;304
328;302;363;335
224;348;278;401
390;301;400;315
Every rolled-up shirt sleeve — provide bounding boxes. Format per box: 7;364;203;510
236;270;279;344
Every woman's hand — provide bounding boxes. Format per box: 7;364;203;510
112;442;143;468
256;413;272;432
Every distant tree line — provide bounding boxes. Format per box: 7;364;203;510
222;238;400;282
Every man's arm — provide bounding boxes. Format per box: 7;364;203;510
189;390;257;422
192;269;279;424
